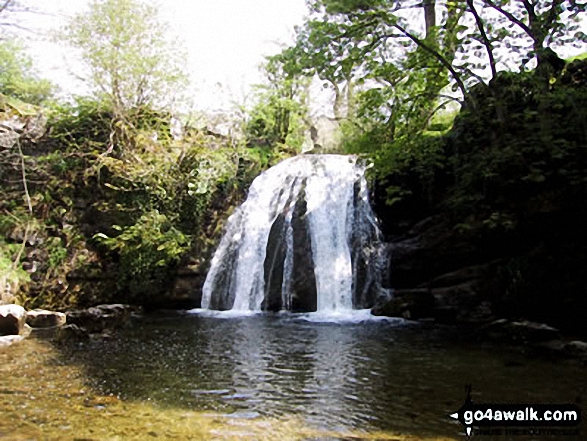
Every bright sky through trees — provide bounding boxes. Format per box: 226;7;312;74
13;0;308;111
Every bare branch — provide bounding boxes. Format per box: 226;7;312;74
0;0;12;15
392;22;475;109
467;0;497;80
482;0;532;35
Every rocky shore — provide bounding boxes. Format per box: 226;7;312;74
0;303;138;347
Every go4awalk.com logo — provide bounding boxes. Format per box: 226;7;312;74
449;386;581;437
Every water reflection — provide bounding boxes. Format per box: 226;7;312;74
56;313;587;439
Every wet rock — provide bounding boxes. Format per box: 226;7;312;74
55;324;90;342
262;211;288;312
349;181;386;309
0;304;26;336
534;339;566;356
371;288;434;320
289;191;317;312
430;281;493;323
26;309;67;328
205;211;242;311
262;185;318;313
564;341;587;359
478;319;560;344
0;334;25;347
66;304;135;333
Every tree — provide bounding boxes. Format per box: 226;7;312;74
246;49;310;153
0;0;25;37
281;0;587;210
291;0;466;146
0;39;54;104
62;0;188;118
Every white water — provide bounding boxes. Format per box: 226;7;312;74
201;154;385;314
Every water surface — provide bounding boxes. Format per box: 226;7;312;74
1;313;585;440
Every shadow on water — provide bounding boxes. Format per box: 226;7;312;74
42;312;587;440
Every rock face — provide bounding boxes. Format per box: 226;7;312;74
160;267;203;310
66;304;135;334
262;190;318;312
0;304;27;336
373;254;502;324
373;165;587;334
26;309;67;328
371;288;433;320
386;215;508;291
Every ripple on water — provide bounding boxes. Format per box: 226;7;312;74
2;313;586;441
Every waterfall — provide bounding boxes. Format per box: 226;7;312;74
201;154;386;314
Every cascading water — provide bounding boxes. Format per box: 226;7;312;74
201;154;387;315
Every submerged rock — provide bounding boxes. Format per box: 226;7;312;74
55;324;90;342
0;304;26;336
26;309;67;328
66;304;136;333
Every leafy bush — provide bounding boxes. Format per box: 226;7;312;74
94;210;189;300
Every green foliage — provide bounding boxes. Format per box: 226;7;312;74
445;63;587;218
93;210;189;299
47;97;112;152
0;239;30;301
0;39;54;104
0;205;89;309
368;58;587;234
1;89;260;308
61;0;188;115
246;52;310;155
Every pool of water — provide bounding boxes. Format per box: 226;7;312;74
1;312;585;440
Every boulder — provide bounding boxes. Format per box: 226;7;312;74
0;304;26;336
66;304;135;333
26;309;67;328
478;319;560;344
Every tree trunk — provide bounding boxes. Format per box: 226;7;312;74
423;0;436;39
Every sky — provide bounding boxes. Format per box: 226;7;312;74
14;0;309;112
